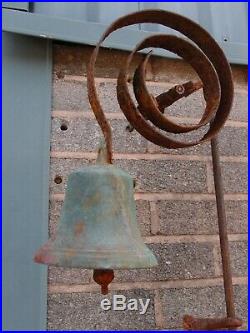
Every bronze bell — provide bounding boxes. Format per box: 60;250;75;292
34;146;157;294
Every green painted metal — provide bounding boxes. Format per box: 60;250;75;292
2;8;247;64
34;150;157;269
2;32;51;330
2;2;29;11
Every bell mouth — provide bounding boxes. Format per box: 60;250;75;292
34;242;158;269
34;243;157;295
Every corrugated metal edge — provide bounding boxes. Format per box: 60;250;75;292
2;8;247;65
2;2;29;11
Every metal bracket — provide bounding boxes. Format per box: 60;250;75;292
87;9;241;330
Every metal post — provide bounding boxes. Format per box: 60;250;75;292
211;137;236;319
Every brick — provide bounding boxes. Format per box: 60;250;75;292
230;92;248;122
52;79;91;111
148;142;210;156
148;89;247;123
218;126;247;157
222;162;247;193
160;285;247;329
116;159;207;193
51;115;247;158
49;200;62;238
48;289;155;330
53;44;247;123
51;117;100;152
98;80;206;120
98;81;124;113
155;89;206;121
98;83;247;124
53;44;247;88
53;43;153;80
53;53;247;123
50;158;207;194
151;55;199;83
136;200;151;236
99;81;247;124
234;285;248;323
48;267;92;285
89;82;247;154
112;119;149;154
97;81;166;113
51;117;148;153
149;125;247;157
151;54;247;90
157;200;248;235
148;89;246;123
230;241;248;277
113;242;215;282
144;90;210;155
50;158;90;194
208;161;248;194
215;241;248;278
53;44;92;77
52;66;247;126
225;201;248;234
157;201;218;235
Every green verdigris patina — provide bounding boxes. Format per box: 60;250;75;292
34;145;157;271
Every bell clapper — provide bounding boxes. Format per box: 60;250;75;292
93;269;114;295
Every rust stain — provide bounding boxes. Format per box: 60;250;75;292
183;315;242;330
83;191;101;209
33;244;56;264
64;248;77;259
33;252;45;264
74;222;84;236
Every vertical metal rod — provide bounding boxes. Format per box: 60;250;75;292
211;137;236;320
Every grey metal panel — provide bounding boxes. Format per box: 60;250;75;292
2;2;29;11
31;1;248;61
139;2;248;64
2;32;51;330
139;2;200;34
2;2;248;64
1;9;180;59
207;2;248;44
32;2;139;26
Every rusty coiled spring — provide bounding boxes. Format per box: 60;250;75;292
87;9;233;163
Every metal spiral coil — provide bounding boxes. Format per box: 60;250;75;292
87;10;234;163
